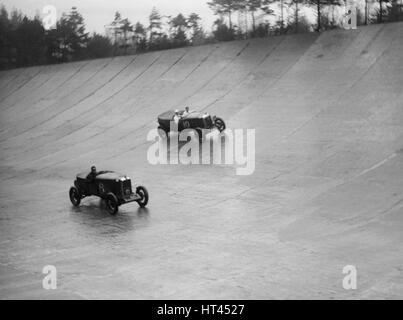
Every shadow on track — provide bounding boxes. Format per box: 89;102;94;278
68;198;150;237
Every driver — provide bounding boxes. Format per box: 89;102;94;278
87;165;97;181
173;109;181;124
183;106;191;116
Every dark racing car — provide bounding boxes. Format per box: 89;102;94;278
69;168;149;215
157;109;226;141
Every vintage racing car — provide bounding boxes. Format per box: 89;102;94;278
69;170;149;215
157;109;226;141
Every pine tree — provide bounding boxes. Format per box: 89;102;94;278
170;13;188;47
208;0;238;30
149;7;162;45
187;13;204;44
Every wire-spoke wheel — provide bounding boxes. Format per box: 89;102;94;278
136;186;149;208
105;193;119;215
215;117;226;132
69;186;81;207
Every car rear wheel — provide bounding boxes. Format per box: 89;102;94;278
136;186;149;208
105;193;119;215
215;117;226;132
69;186;81;207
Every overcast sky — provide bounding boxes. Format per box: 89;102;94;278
1;0;217;34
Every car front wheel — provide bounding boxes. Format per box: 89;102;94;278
69;186;81;207
105;193;119;215
136;186;149;208
215;117;226;132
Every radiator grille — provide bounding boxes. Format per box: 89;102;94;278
122;180;132;197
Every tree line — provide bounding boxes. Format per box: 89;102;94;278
209;0;402;36
0;1;402;70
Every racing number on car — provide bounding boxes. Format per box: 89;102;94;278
183;121;190;128
99;183;105;194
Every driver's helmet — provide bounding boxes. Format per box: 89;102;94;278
91;166;96;173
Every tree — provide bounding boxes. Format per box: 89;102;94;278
244;0;265;33
9;8;23;29
66;7;88;59
379;0;385;22
376;0;392;22
170;13;188;47
87;33;113;58
279;0;285;32
261;0;276;31
107;12;135;55
283;0;303;33
55;7;88;60
14;16;46;67
0;5;11;68
326;0;343;29
1;8;46;68
188;13;204;44
293;0;301;32
295;13;313;32
0;5;7;22
366;0;370;24
149;7;163;46
120;18;133;54
148;7;171;50
255;22;270;36
114;11;121;22
307;0;327;31
50;13;73;62
208;0;238;30
213;18;234;41
387;0;403;21
110;11;123;46
44;7;88;63
134;22;146;38
134;22;147;52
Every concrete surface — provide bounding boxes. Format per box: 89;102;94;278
0;22;402;299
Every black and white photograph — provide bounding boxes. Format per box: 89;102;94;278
0;0;402;302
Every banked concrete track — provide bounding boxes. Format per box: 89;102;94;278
0;22;402;299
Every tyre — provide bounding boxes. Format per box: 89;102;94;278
69;186;81;207
215;117;226;132
105;193;119;215
158;126;168;138
136;186;149;208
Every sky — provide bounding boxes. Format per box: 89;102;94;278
1;0;218;34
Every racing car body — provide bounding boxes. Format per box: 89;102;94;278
157;110;226;140
69;170;149;215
